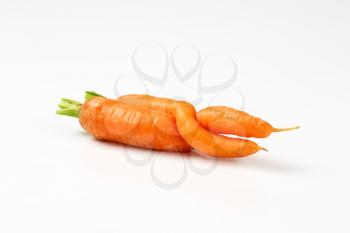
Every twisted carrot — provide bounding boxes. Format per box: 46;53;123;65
57;91;298;158
117;94;265;157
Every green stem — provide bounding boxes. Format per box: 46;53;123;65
61;98;82;106
56;91;106;118
56;108;80;118
56;98;82;118
85;91;105;101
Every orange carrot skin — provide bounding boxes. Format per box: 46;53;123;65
197;106;273;138
118;94;263;158
79;97;191;152
118;94;174;114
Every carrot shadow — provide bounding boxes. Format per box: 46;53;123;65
75;132;309;174
216;155;310;174
180;150;311;174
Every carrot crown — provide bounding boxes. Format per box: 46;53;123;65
56;98;82;118
56;91;105;118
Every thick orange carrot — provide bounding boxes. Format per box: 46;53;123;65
117;95;299;138
117;94;265;158
58;96;191;152
197;106;299;138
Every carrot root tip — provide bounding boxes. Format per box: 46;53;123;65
273;125;300;133
260;147;268;152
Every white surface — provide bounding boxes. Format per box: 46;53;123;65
1;1;350;232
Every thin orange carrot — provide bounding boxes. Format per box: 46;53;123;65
117;95;299;138
197;106;299;138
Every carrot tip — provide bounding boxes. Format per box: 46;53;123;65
260;147;268;152
273;125;300;132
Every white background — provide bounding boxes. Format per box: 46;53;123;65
1;0;350;232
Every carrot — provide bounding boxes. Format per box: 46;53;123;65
56;93;191;152
197;106;299;138
57;91;298;158
117;94;265;158
117;94;299;138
